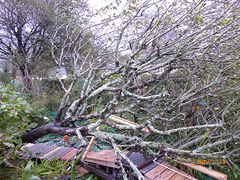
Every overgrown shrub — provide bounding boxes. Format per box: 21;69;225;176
0;84;38;170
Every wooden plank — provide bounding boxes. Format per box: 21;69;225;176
154;162;175;180
21;144;57;158
92;150;114;158
84;159;121;169
19;143;35;159
19;144;197;180
175;158;226;180
24;144;44;153
98;154;119;163
85;151;117;165
86;150;114;160
85;157;116;166
166;163;197;180
86;150;128;163
140;160;163;175
157;162;197;180
84;150;195;179
129;152;149;163
20;143;35;150
84;151;97;158
39;147;60;159
170;174;185;180
83;162;116;180
185;177;198;180
34;145;57;158
122;152;150;168
61;148;81;161
157;169;176;180
171;170;198;180
138;157;160;169
45;147;73;160
109;115;138;126
109;115;149;132
84;150;128;168
145;162;169;179
170;166;194;180
75;165;90;174
39;147;61;159
82;125;101;159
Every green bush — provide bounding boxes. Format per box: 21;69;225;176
0;84;38;170
0;84;38;131
28;103;48;127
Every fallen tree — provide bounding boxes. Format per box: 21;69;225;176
19;0;239;178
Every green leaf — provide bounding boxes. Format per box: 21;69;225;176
5;135;13;141
0;105;6;109
24;109;30;113
233;164;240;171
3;142;15;148
31;176;40;180
22;161;33;180
10;95;17;101
86;175;93;180
71;151;83;179
4;160;14;167
71;151;83;167
29;123;38;129
199;129;210;147
71;169;75;180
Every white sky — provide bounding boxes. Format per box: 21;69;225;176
88;0;112;9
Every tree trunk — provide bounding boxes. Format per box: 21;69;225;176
20;64;32;92
21;121;87;143
21;122;57;142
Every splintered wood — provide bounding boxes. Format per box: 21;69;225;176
20;144;200;179
84;150;197;180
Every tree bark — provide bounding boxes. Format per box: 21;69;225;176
20;64;32;92
21;121;86;142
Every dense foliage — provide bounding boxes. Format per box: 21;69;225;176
0;84;36;178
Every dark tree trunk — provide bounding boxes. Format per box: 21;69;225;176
19;64;32;92
21;122;57;142
21;121;88;143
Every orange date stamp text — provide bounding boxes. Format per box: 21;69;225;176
192;159;225;165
